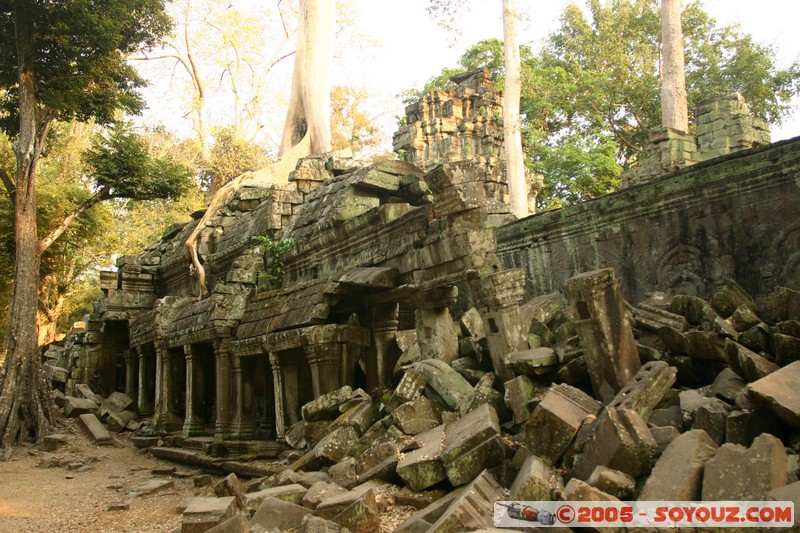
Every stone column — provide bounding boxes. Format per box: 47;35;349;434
153;344;181;431
470;269;528;384
365;303;400;392
182;344;204;438
415;286;459;363
230;355;256;439
136;346;154;416
213;339;232;439
269;352;287;440
304;343;342;398
123;350;137;399
564;268;641;403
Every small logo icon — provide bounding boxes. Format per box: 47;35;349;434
497;502;557;525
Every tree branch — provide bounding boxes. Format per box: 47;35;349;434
0;168;15;201
38;186;110;255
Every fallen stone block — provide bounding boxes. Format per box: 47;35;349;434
127;478;174;498
326;400;378;438
669;294;719;326
302;481;348;510
355;437;401;483
412;359;474;414
772;331;800;366
52;389;67;408
315;481;386;520
632;303;689;333
685;330;726;361
296;471;331;489
74;383;103;404
519;292;565;330
724;339;779;382
509;454;563;501
679;389;716;427
503;375;537;425
468;372;506;417
524;383;601;465
426;470;504;533
300;515;341;533
394;487;448;509
78;413;111;444
391;396;439;435
756;286;800;324
250;496;312;532
648;405;683;430
451;357;485;385
213;473;247;510
747;360;800;428
328;457;358;490
560;478;620;501
440;403;505;486
301;386;354;422
64;396;98;418
506;347;559;376
710;367;747;402
460;307;486;340
728;304;762;332
572;408;657;480
105;409;138;433
100;391;134;417
44;364;68;383
386;367;428;414
41;433;69;452
205;514;250;533
394;489;464;533
692;398;731;445
702;433;787;500
396;424;447;491
766;481;800;530
607;360;677;420
639;429;718;500
564;268;641;402
245;483;307;511
586;466;636;500
285;420;307;450
725;409;777;446
294;425;359;471
331;487;380;533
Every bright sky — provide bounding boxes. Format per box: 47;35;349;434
337;0;800;145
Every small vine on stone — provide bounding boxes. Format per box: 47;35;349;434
253;235;297;289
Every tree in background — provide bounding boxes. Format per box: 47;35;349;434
416;0;800;211
330;86;382;155
0;0;183;446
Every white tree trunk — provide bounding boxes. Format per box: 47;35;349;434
279;0;334;156
502;0;528;218
661;0;688;132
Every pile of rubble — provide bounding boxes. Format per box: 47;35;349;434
153;269;800;531
50;386;143;446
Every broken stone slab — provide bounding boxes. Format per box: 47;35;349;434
41;433;69;452
328;457;358;490
78;413;112;444
315;481;387;520
296;471;331;489
648;405;683;430
204;514;251;533
250;496;313;532
451;357;486;385
245;483;307;511
355;436;401;483
300;515;340;533
468;372;506;418
100;391;134;418
710;279;756;318
105;409;138;433
302;386;354;422
572;407;658;481
586;466;636;500
685;331;726;361
394;487;448;510
702;433;787;500
506;347;559;376
412;359;474;414
679;389;717;427
503;375;538;426
213;473;247;510
710;367;747;402
650;425;681;454
509;453;563;501
747;360;800;428
294;425;360;471
385;367;428;413
632;303;690;333
524;383;601;465
756;286;800;324
560;478;620;501
74;383;103;404
669;294;719;326
302;481;348;510
394;488;464;533
772;331;800;366
285;420;307;450
426;470;504;533
728;304;762;332
725;409;777;447
331;487;380;533
326;401;378;438
519;292;565;329
260;468;301;490
391;396;439;435
692;398;732;446
126;478;174;498
44;364;68;383
440;403;505;487
639;429;718;500
396;424;447;491
607;360;677;421
460;307;486;340
63;396;98;418
564;268;641;402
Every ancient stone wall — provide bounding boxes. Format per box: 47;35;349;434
496;136;800;304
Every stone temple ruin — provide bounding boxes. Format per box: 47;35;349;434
42;71;800;531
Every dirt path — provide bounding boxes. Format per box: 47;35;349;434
0;420;213;533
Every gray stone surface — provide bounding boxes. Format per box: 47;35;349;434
747;360;800;428
412;359;474;414
391;396;439;435
64;396;98;418
702;433;787;500
127;479;175;499
509;453;563;501
440;403;504;486
245;483;307;511
560;478;620;501
213;473;247;509
303;481;348;510
182;497;236;533
330;487;380;533
77;413;111;444
426;470;503;533
607;360;677;420
586;466;636;500
503;375;537;425
251;496;312;532
205;514;251;533
302;386;354;422
396;424;447;491
639;429;718;500
385;368;428;413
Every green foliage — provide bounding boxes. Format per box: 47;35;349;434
253;235;297;289
83;123;192;200
0;0;171;132
414;1;800;210
201;126;269;191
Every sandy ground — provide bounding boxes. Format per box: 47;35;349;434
0;420;215;533
0;419;416;533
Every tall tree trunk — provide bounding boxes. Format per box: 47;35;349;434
0;7;56;447
278;0;334;156
661;0;688;132
502;0;528;218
